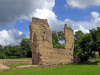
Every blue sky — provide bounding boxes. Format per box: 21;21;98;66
0;0;100;46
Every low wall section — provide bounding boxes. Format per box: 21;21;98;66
39;47;73;64
0;60;32;65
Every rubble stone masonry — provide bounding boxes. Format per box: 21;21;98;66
29;17;74;65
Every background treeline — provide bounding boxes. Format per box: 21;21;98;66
0;38;31;59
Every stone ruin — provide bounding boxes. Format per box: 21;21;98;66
29;17;74;65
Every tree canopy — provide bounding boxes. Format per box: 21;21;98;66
52;31;64;49
74;27;100;62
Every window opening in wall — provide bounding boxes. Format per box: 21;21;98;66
52;31;65;49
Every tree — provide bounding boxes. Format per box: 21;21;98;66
57;31;64;41
97;27;100;56
19;38;31;57
89;28;97;51
0;44;6;59
74;30;93;62
6;46;22;58
0;44;3;52
90;27;100;57
3;45;22;58
79;33;92;61
52;31;64;49
52;31;59;45
0;51;6;59
74;30;84;57
74;30;84;44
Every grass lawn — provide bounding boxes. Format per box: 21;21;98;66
0;58;31;60
8;63;30;69
0;62;100;75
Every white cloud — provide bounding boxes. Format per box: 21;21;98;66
33;9;56;20
94;18;100;26
64;19;74;28
74;21;96;30
74;25;89;34
74;21;93;34
91;12;99;19
91;11;100;26
0;29;26;46
41;0;55;10
1;0;100;46
74;11;100;34
0;0;74;31
32;1;74;32
0;0;75;46
66;0;100;9
0;0;48;28
33;8;64;31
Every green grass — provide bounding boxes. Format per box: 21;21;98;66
8;63;30;69
1;62;100;75
0;58;31;60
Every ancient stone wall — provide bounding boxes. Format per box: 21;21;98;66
29;17;74;65
0;60;32;65
39;47;73;64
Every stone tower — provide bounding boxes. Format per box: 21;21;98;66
64;24;74;50
29;17;53;64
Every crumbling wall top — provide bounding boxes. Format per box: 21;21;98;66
64;24;73;31
32;17;48;26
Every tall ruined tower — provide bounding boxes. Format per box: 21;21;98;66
64;24;74;49
29;17;53;64
64;24;74;56
29;17;74;65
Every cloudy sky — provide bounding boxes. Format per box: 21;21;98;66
0;0;100;46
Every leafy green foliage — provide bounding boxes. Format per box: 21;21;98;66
6;46;22;58
57;31;64;41
52;31;64;49
74;31;93;61
0;51;6;59
0;44;6;59
0;44;3;52
19;38;31;57
0;38;31;59
74;30;84;56
74;27;100;62
89;27;100;52
52;31;59;45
